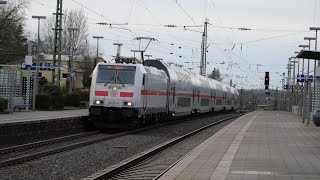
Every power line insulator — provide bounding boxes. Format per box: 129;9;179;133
164;25;177;27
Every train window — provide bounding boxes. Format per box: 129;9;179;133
97;68;135;84
216;99;223;105
97;69;116;83
177;97;191;107
201;99;209;106
117;70;135;84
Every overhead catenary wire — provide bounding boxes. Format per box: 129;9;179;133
171;0;262;85
28;0;290;89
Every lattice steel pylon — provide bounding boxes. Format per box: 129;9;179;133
200;19;208;76
52;0;63;86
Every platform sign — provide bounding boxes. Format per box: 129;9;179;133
25;55;32;65
297;74;314;82
297;74;304;82
283;84;293;90
21;63;54;71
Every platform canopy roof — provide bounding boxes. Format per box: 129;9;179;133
296;50;320;60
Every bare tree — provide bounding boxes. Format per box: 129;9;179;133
208;68;222;82
0;0;29;64
41;8;89;56
76;42;96;88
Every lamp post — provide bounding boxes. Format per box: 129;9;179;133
145;54;152;60
304;37;316;125
290;59;298;107
187;67;193;72
309;27;320;117
32;15;46;111
287;62;294;112
93;36;103;67
298;44;309;122
67;27;79;94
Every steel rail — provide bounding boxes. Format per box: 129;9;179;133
0;131;100;156
85;114;244;180
0;112;238;169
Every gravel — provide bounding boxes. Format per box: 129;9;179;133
0;113;238;180
109;118;235;179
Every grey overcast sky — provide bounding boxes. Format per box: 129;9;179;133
24;0;320;89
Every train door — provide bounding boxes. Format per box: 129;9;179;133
223;93;226;108
166;79;170;113
214;91;217;107
198;89;200;105
173;85;176;106
142;74;148;111
192;88;195;105
169;83;175;115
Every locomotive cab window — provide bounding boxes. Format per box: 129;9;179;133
97;65;135;84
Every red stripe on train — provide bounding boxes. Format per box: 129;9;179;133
95;91;108;96
120;92;134;97
141;90;158;95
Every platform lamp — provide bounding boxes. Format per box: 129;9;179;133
31;15;46;111
67;27;79;93
304;37;317;125
309;27;320;116
298;44;310;123
290;58;299;107
93;36;103;67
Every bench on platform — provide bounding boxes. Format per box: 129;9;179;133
12;97;30;111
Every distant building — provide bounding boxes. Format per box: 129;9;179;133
35;54;86;89
5;54;95;89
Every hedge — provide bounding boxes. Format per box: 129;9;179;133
36;94;51;110
0;98;8;111
64;93;80;107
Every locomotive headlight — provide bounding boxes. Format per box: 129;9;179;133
124;101;133;106
95;100;103;105
112;86;117;91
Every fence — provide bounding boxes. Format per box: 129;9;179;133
0;69;32;110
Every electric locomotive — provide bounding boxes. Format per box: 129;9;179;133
89;62;168;129
89;59;239;129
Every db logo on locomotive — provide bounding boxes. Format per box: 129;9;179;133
110;92;118;97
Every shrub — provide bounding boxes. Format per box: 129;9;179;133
64;93;80;107
74;88;90;101
35;94;51;110
0;98;8;111
52;94;64;109
39;84;64;109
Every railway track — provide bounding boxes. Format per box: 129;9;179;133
0;131;100;156
85;114;243;180
0;112;239;169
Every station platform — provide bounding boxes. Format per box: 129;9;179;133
0;109;90;146
0;109;88;125
159;111;320;180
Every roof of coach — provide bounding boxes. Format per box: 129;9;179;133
194;75;213;89
144;66;167;77
144;59;193;82
231;87;239;95
211;80;224;91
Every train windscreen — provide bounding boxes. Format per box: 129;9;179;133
97;65;135;84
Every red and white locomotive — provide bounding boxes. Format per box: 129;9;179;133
89;59;239;129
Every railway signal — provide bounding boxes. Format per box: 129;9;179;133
265;72;269;91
